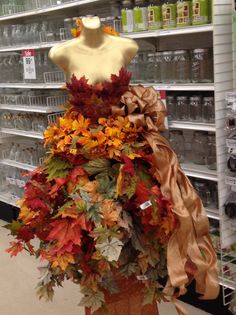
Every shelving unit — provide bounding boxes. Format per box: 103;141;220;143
0;0;234;307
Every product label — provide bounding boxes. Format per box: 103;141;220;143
227;139;236;150
16;179;25;188
133;6;148;31
192;0;209;25
148;5;162;30
121;8;134;33
225;176;236;186
22;49;36;80
162;4;177;29
177;1;191;27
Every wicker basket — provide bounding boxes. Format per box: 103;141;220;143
85;276;159;315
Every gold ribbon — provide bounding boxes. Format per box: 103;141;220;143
114;85;219;315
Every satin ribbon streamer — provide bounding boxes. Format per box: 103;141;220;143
112;85;219;315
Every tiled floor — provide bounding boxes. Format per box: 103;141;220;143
0;220;211;315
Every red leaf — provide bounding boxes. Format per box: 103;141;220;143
17;226;34;242
121;155;135;175
6;241;23;257
49;177;67;198
68;166;86;184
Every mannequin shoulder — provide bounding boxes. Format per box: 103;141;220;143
49;38;80;60
111;35;138;52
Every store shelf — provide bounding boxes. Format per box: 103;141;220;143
0;104;64;113
149;83;215;91
169;121;216;132
0;41;64;53
0;128;44;139
219;277;236;291
0;159;36;171
0;83;65;89
0;192;18;207
122;24;213;39
0;0;104;22
205;207;220;220
181;162;218;182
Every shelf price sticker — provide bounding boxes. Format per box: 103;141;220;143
22;49;36;80
16;179;25;188
225;176;236;186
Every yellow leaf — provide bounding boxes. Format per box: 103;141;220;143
18;205;37;224
51;253;75;271
100;200;119;227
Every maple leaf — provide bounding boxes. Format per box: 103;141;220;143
95;237;123;262
100;200;119;227
6;241;23;257
4;220;22;236
17;226;34;242
51;253;75;271
44;155;71;181
49;177;67;198
79;288;105;313
83;158;111;176
46;219;82;250
68;166;87;184
18;205;38;224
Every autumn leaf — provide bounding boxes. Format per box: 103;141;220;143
17;226;34;242
95;237;123;262
79;288;105;313
100;200;119;227
83;158;111;176
51;253;75;271
6;241;23;257
18;205;38;224
44;155;71;181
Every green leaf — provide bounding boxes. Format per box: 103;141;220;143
143;286;155;306
126;176;138;199
79;288;105;313
44;155;70;181
4;220;22;235
120;263;139;277
83;158;111;176
96;237;123;262
100;272;119;294
96;174;116;199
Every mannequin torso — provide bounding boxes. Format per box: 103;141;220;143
49;16;139;84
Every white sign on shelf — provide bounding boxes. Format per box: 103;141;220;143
225;176;236;186
22;49;36;80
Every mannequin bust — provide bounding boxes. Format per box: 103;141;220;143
49;16;139;84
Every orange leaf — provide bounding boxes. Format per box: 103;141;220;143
6;241;23;257
51;252;75;271
100;200;119;227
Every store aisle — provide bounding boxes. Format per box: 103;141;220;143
0;220;211;315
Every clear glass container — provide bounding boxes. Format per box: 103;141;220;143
202;96;215;123
154;52;162;83
146;53;155;82
225;193;236;218
191;48;213;83
64;18;73;39
192;131;208;165
161;51;174;83
128;55;138;82
166;95;176;120
169;130;185;162
207;133;216;170
175;95;189;120
137;52;148;82
173;50;190;83
193;181;211;207
189;95;202;121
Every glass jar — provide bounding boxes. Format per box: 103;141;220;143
202;96;214;123
133;0;148;32
191;48;213;83
176;0;191;27
128;55;139;82
175;96;189;120
169;130;185;162
192;0;209;25
189;95;202;121
148;0;162;30
192;131;208;165
162;0;177;29
166;95;176;120
173;50;190;83
63;18;73;39
137;52;148;82
121;0;134;33
155;52;162;83
161;51;174;83
207;133;216;170
146;53;155;82
193;181;211;207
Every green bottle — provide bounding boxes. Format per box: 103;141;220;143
176;0;191;27
121;0;134;33
192;0;209;25
133;0;148;32
148;0;162;30
162;0;177;29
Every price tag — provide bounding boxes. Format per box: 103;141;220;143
136;275;148;281
22;49;36;80
6;177;16;185
16;179;25;188
226;139;236;148
140;200;152;210
225;176;236;186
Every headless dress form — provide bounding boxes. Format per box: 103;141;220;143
49;16;139;84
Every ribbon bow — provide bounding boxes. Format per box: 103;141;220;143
112;85;167;132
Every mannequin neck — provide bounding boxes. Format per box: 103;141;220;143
80;17;106;48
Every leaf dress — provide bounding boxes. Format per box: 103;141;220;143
6;68;219;314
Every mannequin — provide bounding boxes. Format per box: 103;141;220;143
49;16;138;84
